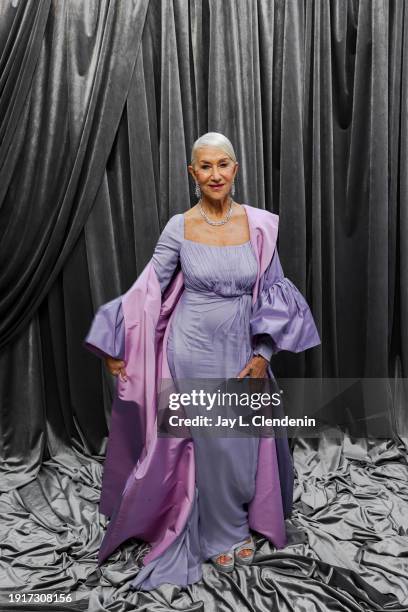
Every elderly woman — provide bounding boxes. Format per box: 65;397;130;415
85;132;320;590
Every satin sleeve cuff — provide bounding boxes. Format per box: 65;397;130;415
83;296;125;360
253;334;275;362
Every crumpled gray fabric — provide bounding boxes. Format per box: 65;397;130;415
1;435;407;611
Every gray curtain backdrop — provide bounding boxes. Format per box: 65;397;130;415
0;1;407;610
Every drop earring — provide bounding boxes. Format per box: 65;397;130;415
195;182;201;199
231;181;236;196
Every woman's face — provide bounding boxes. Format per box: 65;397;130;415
188;146;238;201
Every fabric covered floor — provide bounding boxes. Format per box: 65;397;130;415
1;435;407;612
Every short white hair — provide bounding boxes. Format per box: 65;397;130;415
191;132;237;166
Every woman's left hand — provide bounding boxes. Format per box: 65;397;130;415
237;354;268;379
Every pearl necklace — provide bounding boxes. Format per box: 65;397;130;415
198;197;234;226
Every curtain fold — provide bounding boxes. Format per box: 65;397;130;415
0;0;149;349
0;0;51;173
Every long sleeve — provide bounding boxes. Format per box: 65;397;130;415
251;248;321;361
151;214;182;293
84;215;182;360
84;295;125;360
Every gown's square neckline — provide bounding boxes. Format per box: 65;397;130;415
181;204;251;248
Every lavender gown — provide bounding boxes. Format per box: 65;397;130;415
88;213;320;591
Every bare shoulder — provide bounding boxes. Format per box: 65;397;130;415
233;202;249;217
183;205;201;229
184;208;193;218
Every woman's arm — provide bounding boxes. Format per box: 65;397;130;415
250;247;321;358
238;248;320;379
151;214;183;293
83;215;183;375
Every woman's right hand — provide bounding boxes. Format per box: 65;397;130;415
105;357;128;382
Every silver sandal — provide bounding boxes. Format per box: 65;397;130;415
234;535;255;566
210;549;235;573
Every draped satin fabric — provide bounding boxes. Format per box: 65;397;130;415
0;1;407;610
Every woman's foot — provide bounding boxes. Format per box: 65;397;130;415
211;551;235;573
234;536;255;566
